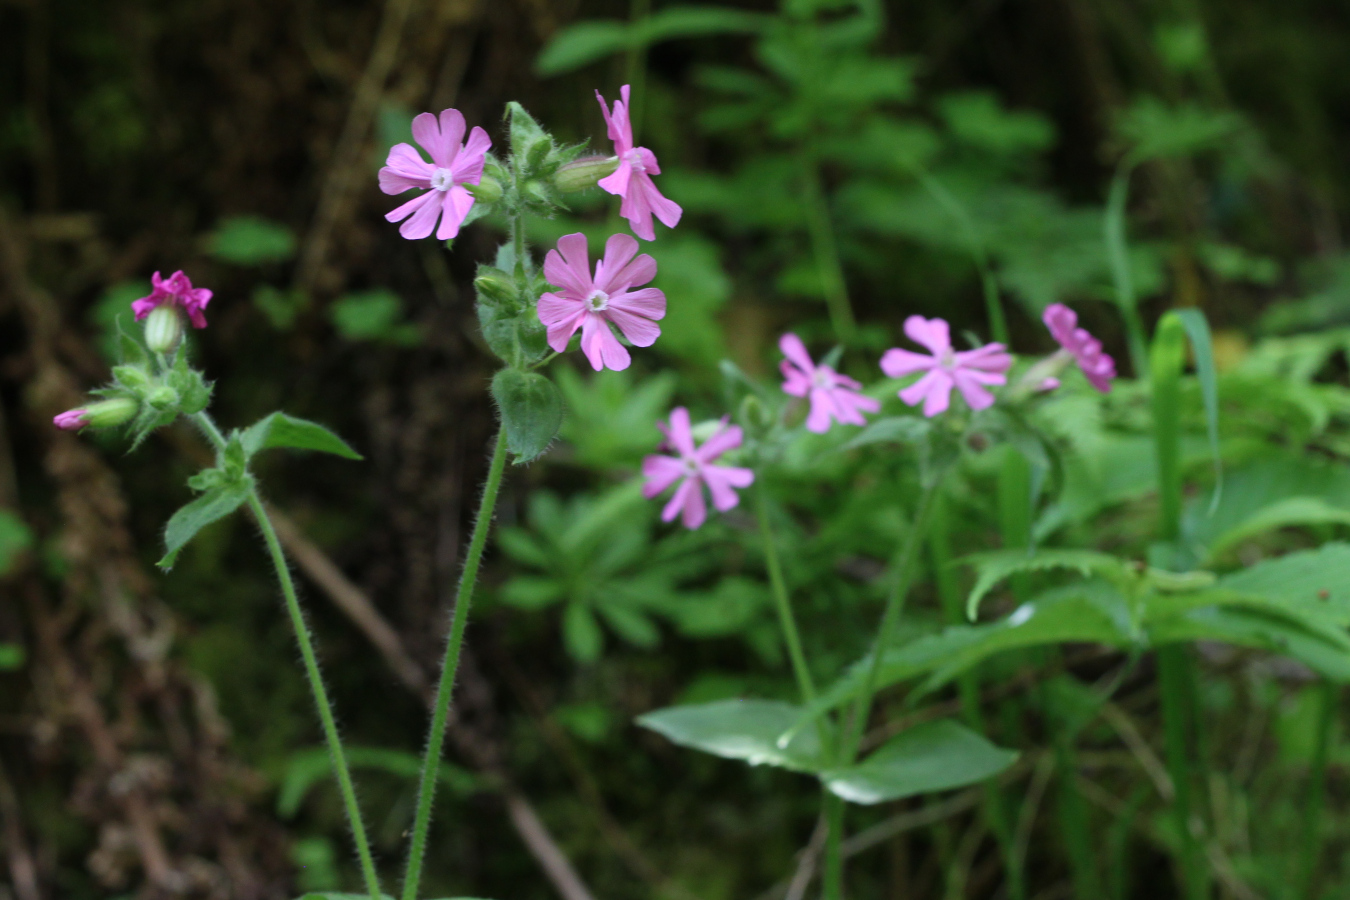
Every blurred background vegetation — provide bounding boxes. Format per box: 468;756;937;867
2;0;1350;898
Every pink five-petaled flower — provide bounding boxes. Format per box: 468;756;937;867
53;409;90;431
642;408;754;530
779;333;880;433
538;232;666;372
1043;303;1116;393
379;109;491;241
880;316;1012;417
131;270;212;328
596;85;682;241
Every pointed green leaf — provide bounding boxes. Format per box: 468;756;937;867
637;699;824;772
822;720;1017;804
965;549;1128;620
240;412;362;460
158;482;251;570
1171;308;1222;510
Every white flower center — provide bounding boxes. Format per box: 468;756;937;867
585;289;610;312
940;349;957;369
812;368;835;389
683;457;701;475
624;148;647;173
429;168;455;191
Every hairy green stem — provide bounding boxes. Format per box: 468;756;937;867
401;427;509;900
754;483;817;705
913;168;1008;345
842;474;943;763
800;154;857;344
189;410;382;899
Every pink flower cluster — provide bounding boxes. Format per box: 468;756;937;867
779;333;879;432
881;317;1011;416
133;270;213;328
1043;303;1115;393
642;408;754;529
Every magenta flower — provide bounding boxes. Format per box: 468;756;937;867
779;333;880;433
379;109;491;241
537;232;666;372
642;408;754;529
53;409;90;431
1043;303;1115;393
132;270;212;328
596;85;682;241
880;316;1012;417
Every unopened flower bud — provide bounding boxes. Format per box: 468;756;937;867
474;271;516;305
467;176;503;204
145;385;180;411
53;408;91;431
144;304;184;353
553;156;621;194
84;397;139;429
113;364;151;389
521;180;551;206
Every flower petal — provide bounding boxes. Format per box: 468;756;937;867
537;292;586;351
779;333;816;376
605;306;661;348
952;370;997;411
703;464;754;512
806;390;835;433
880;347;935;378
386;191;442;239
595;233;641;289
453;126;492;185
640;173;682;230
642;454;687;498
436;186;475;240
660;407;697;459
580;314;630;371
544;233;594;298
695;423;743;464
662;476;697;524
903;316;951;356
899;369;952;417
379;143;433;194
607;286;666;320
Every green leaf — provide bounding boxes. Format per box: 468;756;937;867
0;509;34;576
491;369;564;464
637;699;825;772
965;549;1128;620
536;20;630;75
563;602;603;663
1171;308;1222;510
207;215;296;265
1148;606;1350;682
1218;543;1350;625
822;720;1017;804
1117;98;1244;164
840;415;931;451
240;412;362;460
158;481;251;570
330;289;421;345
0;644;26;670
637;6;767;43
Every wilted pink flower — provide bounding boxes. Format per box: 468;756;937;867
537;232;666;372
379;109;491;241
642;408;754;529
53;409;90;431
779;333;879;433
880;316;1012;417
596;85;682;241
1043;303;1115;393
132;270;212;328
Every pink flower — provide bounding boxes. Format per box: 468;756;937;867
596;85;682;241
132;270;212;328
779;333;880;433
53;409;90;431
880;316;1012;417
379;109;491;241
537;232;666;372
642;408;754;529
1043;303;1115;393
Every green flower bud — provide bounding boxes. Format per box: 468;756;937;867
113;364;151;389
467;175;503;204
474;271;517;306
145;385;180;411
84;397;139;429
144;305;184;354
521;180;551;206
553;156;621;194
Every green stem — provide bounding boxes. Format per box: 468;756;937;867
913;168;1008;345
1298;681;1335;896
1105;162;1149;377
401;427;509;900
188;414;383;900
1158;645;1207;900
754;483;817;705
800;154;857;344
822;790;845;900
842;473;944;764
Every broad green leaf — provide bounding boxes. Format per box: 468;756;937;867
1204;497;1350;561
563;602;603;663
1117;98;1244;164
822;720;1017;804
1148;606;1350;682
491;369;564;464
0;509;33;576
1171;308;1222;511
535;21;630;75
240;412;362;460
965;549;1128;620
637;699;824;772
330;289;421;345
1218;543;1350;624
637;7;767;43
840;415;931;451
207;216;296;265
158;481;251;570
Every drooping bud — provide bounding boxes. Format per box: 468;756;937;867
467;175;503;204
553;156;621;194
83;397;139;429
144;304;184;354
